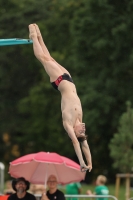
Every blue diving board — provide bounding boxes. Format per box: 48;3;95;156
0;38;33;46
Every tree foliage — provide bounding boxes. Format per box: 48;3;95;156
109;101;133;172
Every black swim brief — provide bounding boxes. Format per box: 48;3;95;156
51;73;74;90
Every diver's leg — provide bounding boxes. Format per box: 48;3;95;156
34;24;71;76
34;24;51;57
29;24;47;63
29;24;64;82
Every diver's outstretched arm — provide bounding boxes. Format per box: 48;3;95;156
81;140;92;172
63;122;89;171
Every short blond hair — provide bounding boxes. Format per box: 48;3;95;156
97;175;107;184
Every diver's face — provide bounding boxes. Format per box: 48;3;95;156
74;123;86;137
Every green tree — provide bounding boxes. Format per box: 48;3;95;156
109;101;133;172
67;0;133;179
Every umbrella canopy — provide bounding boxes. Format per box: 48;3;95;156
9;152;86;186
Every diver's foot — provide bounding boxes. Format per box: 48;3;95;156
29;24;37;39
34;24;42;38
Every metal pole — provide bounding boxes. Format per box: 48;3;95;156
0;162;5;194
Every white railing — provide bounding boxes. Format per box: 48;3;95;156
35;194;118;200
65;194;118;199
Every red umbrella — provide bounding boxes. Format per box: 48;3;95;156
9;152;85;187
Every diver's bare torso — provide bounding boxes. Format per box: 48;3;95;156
58;80;83;127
